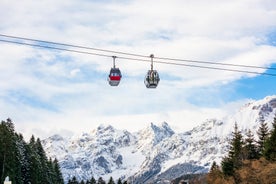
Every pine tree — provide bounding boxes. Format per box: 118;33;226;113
36;138;51;183
221;156;234;176
69;176;79;184
53;158;64;184
88;176;96;184
0;119;64;184
264;114;276;161
0;119;17;183
108;176;115;184
117;178;122;184
257;121;269;156
243;129;258;159
221;123;243;176
29;135;42;184
97;177;106;184
207;161;222;182
209;161;220;174
229;123;244;168
47;158;55;183
15;133;31;184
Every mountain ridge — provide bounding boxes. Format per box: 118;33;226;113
42;95;276;183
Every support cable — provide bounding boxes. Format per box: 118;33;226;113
1;33;276;70
0;37;276;76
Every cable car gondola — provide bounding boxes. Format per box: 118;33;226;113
108;56;122;86
144;54;160;88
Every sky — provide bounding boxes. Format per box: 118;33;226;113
0;0;276;139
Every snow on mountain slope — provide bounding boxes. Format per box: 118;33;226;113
42;95;276;183
43;125;140;181
136;122;174;152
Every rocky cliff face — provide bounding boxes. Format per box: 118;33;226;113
42;96;276;183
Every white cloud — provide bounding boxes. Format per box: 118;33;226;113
15;99;246;140
0;0;276;138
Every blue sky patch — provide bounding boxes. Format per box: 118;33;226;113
6;90;58;112
266;30;276;46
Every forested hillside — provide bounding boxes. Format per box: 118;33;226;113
0;118;64;184
207;114;276;184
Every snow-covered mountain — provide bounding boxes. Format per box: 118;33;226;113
42;95;276;183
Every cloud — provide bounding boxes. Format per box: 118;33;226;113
0;0;276;138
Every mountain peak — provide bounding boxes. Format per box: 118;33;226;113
91;124;115;136
243;95;276;111
42;95;276;184
136;122;175;151
48;134;64;141
263;95;276;102
148;122;174;136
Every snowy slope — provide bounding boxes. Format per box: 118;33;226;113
42;95;276;183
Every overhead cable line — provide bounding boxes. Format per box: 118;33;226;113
0;34;147;58
155;56;276;71
117;55;276;76
0;36;276;77
1;33;276;71
152;60;276;76
0;39;112;58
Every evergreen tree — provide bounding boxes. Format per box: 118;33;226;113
88;176;96;184
207;161;223;183
13;133;23;184
117;178;122;184
47;158;55;183
29;135;42;184
264;114;276;161
68;176;79;184
36;138;51;183
0;119;64;184
0;119;17;183
108;176;115;184
209;161;220;174
221;123;243;176
53;158;64;184
97;177;106;184
80;180;85;184
243;129;258;159
221;156;234;176
122;181;127;184
229;123;244;168
15;133;31;184
257;121;269;156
